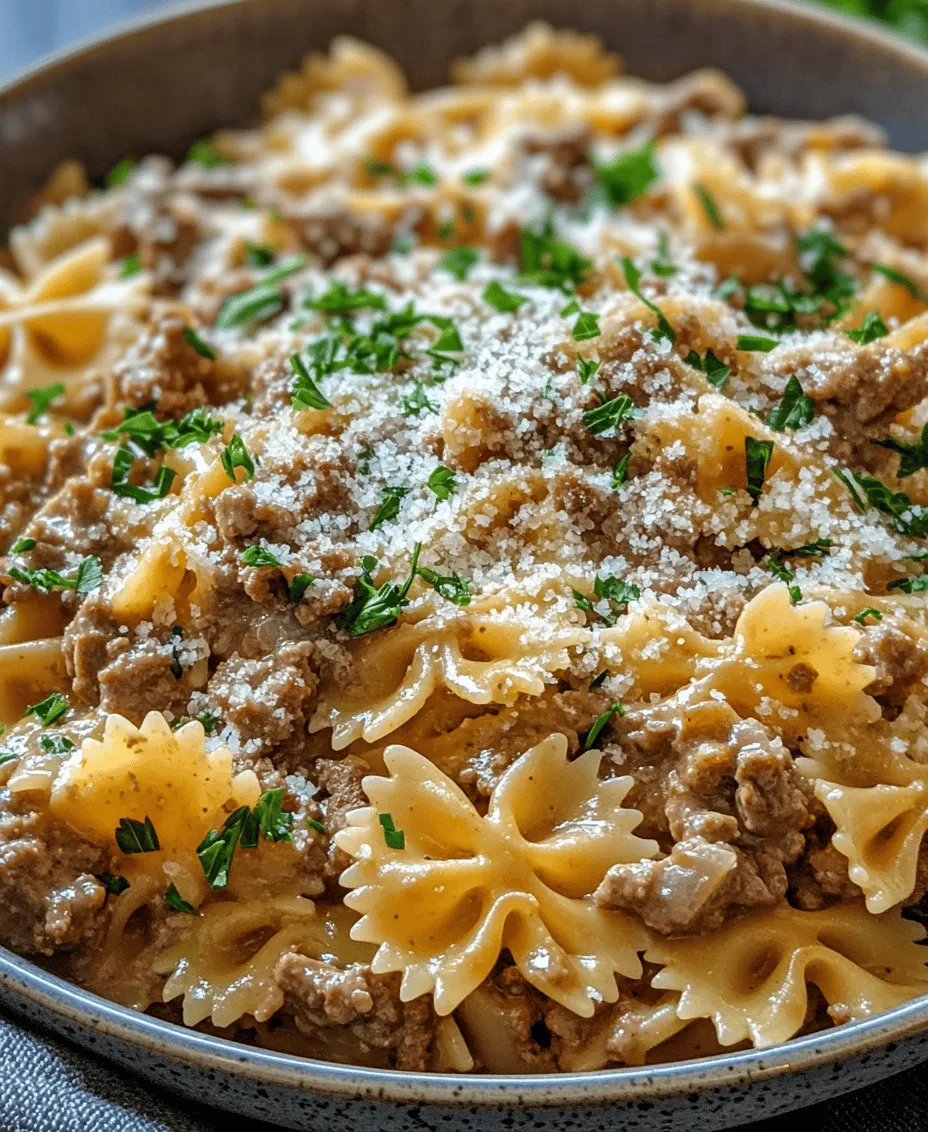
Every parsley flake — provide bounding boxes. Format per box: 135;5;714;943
417;565;471;606
571;310;601;342
519;227;590;291
105;157;137;187
164;883;199;914
834;469;928;537
110;446;177;503
378;812;405;850
766;375;815;431
253;787;293;842
620;257;675;342
871;263;928;304
583;392;639;436
483;280;526;312
241;545;283;568
846;310;889;345
437;246;479;281
340;544;421;638
25;692;68;726
854;607;883;624
612;453;631;487
573;575;640;626
186;138;226;167
97;873;130;896
737;334;779;352
427;465;457;500
887;575;928;594
462;168;489;186
289;573;314;603
592;142;658;207
115;816;159;854
745;437;774;504
220;435;256;481
692;182;724;230
119;253;141;278
370;486;409;531
215;254;307;329
9;537;35;553
876;424;928;478
583;703;626;750
576;357;600;385
290;353;332;411
685;349;730;389
182;327;216;360
26;383;65;425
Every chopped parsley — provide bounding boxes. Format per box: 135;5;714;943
583;703;626;751
340;544;421;638
290;353;332;411
38;733;74;755
26;383;65;425
745;437;774;504
241;545;283;568
105;156;136;188
871;263;928;304
305;280;386;315
244;242;275;267
186;138;227;167
887;575;928;594
780;538;834;558
854;607;883;624
417;566;471;606
163;883;199;914
583;392;639;436
766;375;815;431
592;141;658;207
9;537;35;553
289;573;314;603
650;230;677;278
437;246;479;280
398;162;438;188
796;225;858;321
462;168;489;186
214;254;307;329
846;310;888;345
483;280;527;312
97;874;130;896
612;453;631;488
427;465;457;500
685;349;730;389
876;424;928;478
119;253;141;278
253;787;293;842
9;555;102;596
102;405;224;455
399;382;438;417
692;182;724;230
737;334;778;352
365;157;394;177
572;575;640;626
570;309;601;342
182;327;216;360
620;257;675;342
766;552;802;605
115;816;160;854
307;817;325;834
378;812;405;850
25;692;69;726
220;435;256;482
519;226;590;292
576;357;600;385
834;468;928;537
110;446;177;504
370;486;409;530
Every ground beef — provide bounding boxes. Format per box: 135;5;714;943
109;311;217;416
201;642;319;755
313;755;370;877
600;716;811;934
0;793;106;956
275;954;436;1070
854;621;928;700
98;636;192;721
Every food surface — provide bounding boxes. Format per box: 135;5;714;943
3;22;928;1074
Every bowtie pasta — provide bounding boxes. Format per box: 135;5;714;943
2;21;928;1074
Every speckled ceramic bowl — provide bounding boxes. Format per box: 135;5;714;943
2;1;928;1128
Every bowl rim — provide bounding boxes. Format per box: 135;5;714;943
2;0;928;1109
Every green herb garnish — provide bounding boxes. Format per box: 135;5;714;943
378;812;405;849
766;375;814;431
745;437;774;504
182;327;216;360
620;257;675;342
693;182;724;230
592;142;658;207
483;280;527;312
427;465;457;500
583;703;626;751
26;383;65;425
115;816;159;854
220;435;256;481
846;310;889;345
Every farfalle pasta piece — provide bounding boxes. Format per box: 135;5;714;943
50;711;260;852
814;780;928;914
336;733;657;1016
698;585;879;740
312;597;588;750
155;896;319;1027
0;236;146;409
648;903;928;1048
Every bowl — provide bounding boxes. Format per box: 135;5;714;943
3;1;928;1129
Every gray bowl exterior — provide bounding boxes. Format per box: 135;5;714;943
2;0;928;1127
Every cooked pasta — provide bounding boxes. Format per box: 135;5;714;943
2;22;928;1073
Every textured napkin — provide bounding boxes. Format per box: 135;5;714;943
1;1007;925;1132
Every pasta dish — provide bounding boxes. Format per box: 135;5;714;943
3;23;928;1074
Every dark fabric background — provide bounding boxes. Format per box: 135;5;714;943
0;2;925;1128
